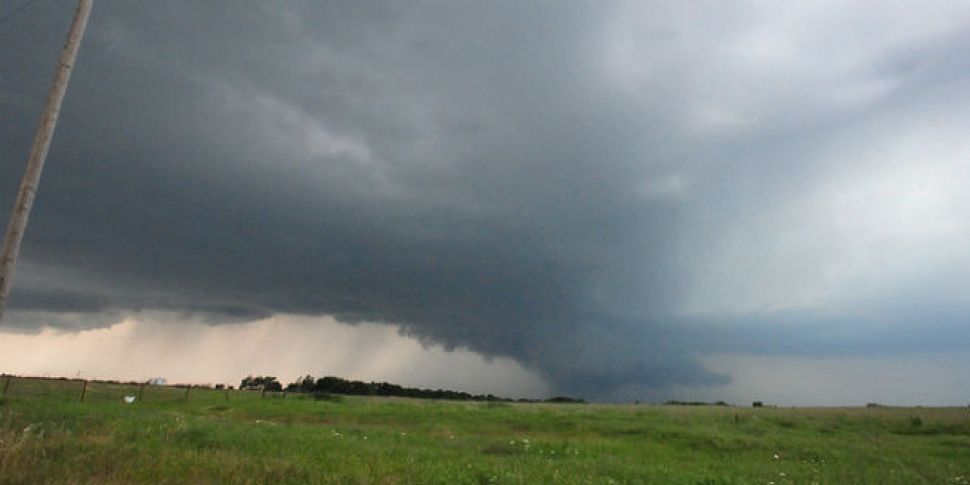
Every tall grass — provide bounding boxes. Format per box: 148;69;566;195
1;376;968;484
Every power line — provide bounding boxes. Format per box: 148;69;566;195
0;0;46;26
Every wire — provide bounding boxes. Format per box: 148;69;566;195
0;0;45;26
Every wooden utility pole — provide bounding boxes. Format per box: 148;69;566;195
0;0;94;322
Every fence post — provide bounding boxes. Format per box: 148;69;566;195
282;390;287;400
184;386;191;402
2;376;10;396
261;386;266;399
224;387;230;401
79;380;88;402
138;383;145;402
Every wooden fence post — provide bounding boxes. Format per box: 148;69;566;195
2;376;10;396
261;386;266;399
224;388;230;401
184;386;191;402
282;390;287;400
79;380;88;402
138;383;145;402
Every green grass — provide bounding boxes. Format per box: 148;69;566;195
1;377;969;484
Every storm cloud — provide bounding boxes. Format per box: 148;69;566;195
2;1;970;399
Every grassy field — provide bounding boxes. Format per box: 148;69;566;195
1;377;969;484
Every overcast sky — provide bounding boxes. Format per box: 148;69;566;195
2;1;969;404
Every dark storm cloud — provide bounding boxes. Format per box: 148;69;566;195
3;1;970;397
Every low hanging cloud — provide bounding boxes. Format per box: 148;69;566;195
0;313;549;398
2;1;970;399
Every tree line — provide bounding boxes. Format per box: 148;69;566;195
239;374;584;403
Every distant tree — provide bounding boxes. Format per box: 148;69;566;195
546;396;585;404
664;400;727;406
289;375;315;393
240;375;281;391
281;373;550;403
264;380;282;392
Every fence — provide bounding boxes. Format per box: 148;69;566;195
0;375;293;404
